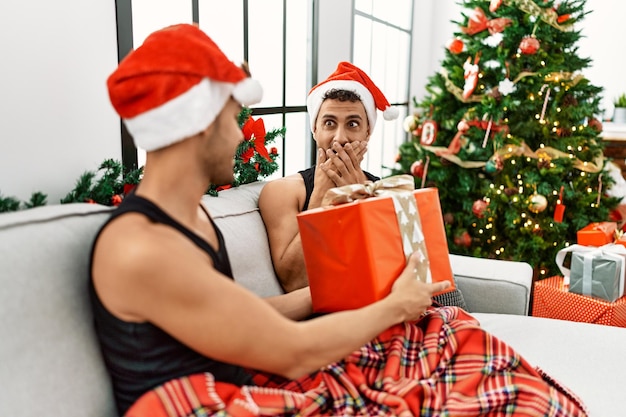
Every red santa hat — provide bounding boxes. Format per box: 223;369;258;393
306;61;399;132
107;23;262;152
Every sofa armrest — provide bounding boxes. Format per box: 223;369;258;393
449;254;533;315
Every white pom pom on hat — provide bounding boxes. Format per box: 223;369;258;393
306;61;399;132
107;23;263;152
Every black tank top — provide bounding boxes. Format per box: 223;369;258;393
88;193;253;415
298;166;380;211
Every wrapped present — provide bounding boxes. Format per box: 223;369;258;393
576;222;617;246
614;230;626;249
555;244;626;302
532;276;626;327
296;175;454;313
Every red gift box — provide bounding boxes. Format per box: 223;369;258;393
577;222;617;246
296;186;455;313
532;276;626;327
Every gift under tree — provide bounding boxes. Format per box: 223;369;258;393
393;0;621;278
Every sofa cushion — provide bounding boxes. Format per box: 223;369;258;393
202;182;284;297
0;203;117;417
433;288;467;310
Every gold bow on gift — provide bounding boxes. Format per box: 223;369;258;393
321;174;415;206
320;175;432;284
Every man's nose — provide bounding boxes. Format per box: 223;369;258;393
333;126;349;145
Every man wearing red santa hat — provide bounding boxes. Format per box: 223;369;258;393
91;23;586;417
259;61;400;292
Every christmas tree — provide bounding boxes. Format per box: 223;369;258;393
393;0;621;279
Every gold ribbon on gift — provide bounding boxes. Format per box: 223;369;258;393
321;175;431;283
321;174;415;206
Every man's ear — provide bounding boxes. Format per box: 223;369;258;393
311;128;319;143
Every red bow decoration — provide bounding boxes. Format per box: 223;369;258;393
466;119;509;135
241;116;272;163
463;8;512;35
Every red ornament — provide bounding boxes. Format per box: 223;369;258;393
111;194;123;206
554;186;565;223
557;14;570;24
519;36;540;55
588;118;603;132
123;183;137;195
447;38;464;54
216;184;233;192
420;120;438;145
254;162;261;172
270;147;278;155
454;231;472;248
410;160;425;178
472;199;488;218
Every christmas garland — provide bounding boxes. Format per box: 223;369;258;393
0;108;284;212
206;107;284;196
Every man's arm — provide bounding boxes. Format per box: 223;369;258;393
94;224;449;381
264;287;312;320
258;177;310;292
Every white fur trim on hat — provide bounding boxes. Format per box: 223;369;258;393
307;80;377;132
233;77;263;106
383;106;400;121
123;78;232;152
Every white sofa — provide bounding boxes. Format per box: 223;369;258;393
0;181;624;417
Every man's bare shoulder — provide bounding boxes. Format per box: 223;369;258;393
94;214;205;284
92;213;218;320
262;173;304;191
259;174;305;211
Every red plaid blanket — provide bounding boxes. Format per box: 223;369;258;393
126;307;587;416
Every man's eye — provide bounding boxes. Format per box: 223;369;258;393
349;121;359;128
324;120;335;127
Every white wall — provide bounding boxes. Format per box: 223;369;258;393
1;0;623;205
576;0;626;118
0;0;120;204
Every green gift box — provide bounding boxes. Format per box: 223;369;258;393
569;249;625;302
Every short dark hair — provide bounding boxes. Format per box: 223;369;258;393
322;88;361;103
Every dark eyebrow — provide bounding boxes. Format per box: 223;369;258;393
319;114;363;120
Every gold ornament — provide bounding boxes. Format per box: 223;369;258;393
528;193;548;213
